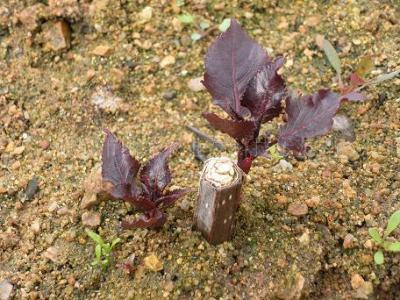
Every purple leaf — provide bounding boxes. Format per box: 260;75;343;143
278;89;341;153
247;135;270;157
121;208;166;229
155;189;189;208
203;112;257;142
102;129;141;200
242;57;286;122
340;91;365;102
125;194;156;212
140;144;178;197
203;19;268;115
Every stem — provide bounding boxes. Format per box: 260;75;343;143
194;157;244;244
338;73;344;90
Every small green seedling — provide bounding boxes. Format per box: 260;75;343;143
85;228;121;271
268;144;284;162
368;210;400;265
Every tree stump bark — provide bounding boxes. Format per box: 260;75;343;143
194;157;244;245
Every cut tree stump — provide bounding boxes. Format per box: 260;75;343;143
194;157;244;245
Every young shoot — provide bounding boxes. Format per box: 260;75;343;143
368;210;400;265
86;228;121;271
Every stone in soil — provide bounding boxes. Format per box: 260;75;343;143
38;139;50;150
0;279;13;300
139;6;153;24
273;160;293;172
43;246;61;263
162;90;177;101
351;274;373;299
43;20;71;52
343;233;357;249
17;4;45;31
342;179;357;199
143;254;163;272
159;55;175;68
24;177;39;202
92;45;113;56
81;211;101;227
287;202;308;216
305;196;320;208
187;77;205;92
31;219;41;235
336;141;359;162
91;86;122;112
81;164;109;209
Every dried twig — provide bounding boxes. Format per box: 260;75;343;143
191;138;207;162
186;125;225;150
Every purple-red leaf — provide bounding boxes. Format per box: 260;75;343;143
203;19;268;115
242;57;286;122
121;208;166;229
278;89;341;153
203;112;257;142
247;135;269;157
102;129;141;200
155;188;189;208
140;144;178;197
125;194;156;212
349;72;365;86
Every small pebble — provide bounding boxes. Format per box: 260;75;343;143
139;6;152;23
24;177;39;201
162;90;177;101
12;146;25;155
81;211;101;227
92;45;113;57
305;196;320;208
343;233;357;249
144;254;163;272
336;141;359;162
187;77;205;92
43;20;71;51
31;219;41;234
287;202;308;216
351;274;365;289
159;55;175;68
39;140;50;150
0;279;13;300
43;246;61;263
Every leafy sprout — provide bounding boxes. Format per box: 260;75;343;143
101;129;188;229
368;210;400;265
321;37;399;100
202;19;359;173
86;229;121;271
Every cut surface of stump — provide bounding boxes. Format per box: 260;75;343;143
194;157;244;245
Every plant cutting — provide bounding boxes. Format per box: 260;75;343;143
101;129;188;229
194;19;369;244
